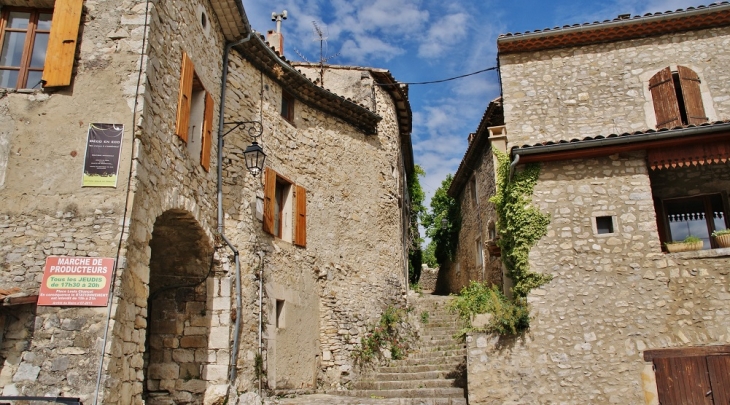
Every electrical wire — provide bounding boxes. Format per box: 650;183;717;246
377;66;498;86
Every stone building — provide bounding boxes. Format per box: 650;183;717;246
455;3;730;404
0;0;412;404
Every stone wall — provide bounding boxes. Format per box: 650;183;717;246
466;153;730;404
500;26;730;148
222;56;408;392
0;0;148;401
441;144;501;295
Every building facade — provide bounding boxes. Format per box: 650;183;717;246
463;4;730;404
0;1;412;404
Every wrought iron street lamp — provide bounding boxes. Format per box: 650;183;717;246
222;121;266;176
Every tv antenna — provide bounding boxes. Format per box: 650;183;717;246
294;21;339;86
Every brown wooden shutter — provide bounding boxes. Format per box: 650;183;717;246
200;92;214;171
677;65;707;125
649;67;682;130
654;356;713;405
263;168;276;235
294;185;307;247
175;52;194;142
42;0;83;87
708;355;730;405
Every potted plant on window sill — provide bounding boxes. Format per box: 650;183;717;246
665;236;703;253
712;229;730;248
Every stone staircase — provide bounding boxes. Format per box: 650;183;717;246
274;293;467;405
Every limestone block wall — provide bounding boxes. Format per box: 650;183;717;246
0;0;149;401
500;26;730;148
466;153;730;404
443;147;501;295
222;54;407;391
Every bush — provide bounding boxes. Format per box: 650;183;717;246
447;281;530;335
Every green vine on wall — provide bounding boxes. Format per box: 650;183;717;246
490;149;552;298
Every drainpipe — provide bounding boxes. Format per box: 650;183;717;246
257;251;265;396
508;154;520;182
216;32;254;387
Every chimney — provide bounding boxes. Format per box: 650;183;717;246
269;10;287;57
267;30;284;56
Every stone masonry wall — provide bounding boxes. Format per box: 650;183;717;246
101;0;229;403
444;144;501;295
0;0;149;401
500;26;730;148
466;153;730;404
222;55;407;392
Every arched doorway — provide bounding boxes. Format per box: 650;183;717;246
144;209;213;405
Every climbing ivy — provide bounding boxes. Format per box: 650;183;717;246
490;149;552;298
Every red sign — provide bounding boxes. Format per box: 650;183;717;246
38;256;114;307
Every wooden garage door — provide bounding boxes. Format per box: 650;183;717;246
653;354;730;405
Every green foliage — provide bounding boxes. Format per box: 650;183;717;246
682;235;701;243
353;306;409;364
409;282;422;294
422;242;437;267
420;311;429;324
712;229;730;237
254;352;265;380
422;174;461;268
408;165;427;284
490;150;551;297
447;281;530;335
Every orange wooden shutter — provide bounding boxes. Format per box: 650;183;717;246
649;67;682;130
263;168;276;235
677;65;707;125
200;92;214;171
175;52;194;142
42;0;83;87
294;185;307;247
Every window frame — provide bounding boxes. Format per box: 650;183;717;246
649;66;708;129
175;51;214;171
281;90;295;124
658;193;729;250
0;7;53;89
263;167;306;247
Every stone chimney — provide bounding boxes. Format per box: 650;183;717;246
267;30;284;56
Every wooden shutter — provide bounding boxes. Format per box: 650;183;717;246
649;67;682;130
708;355;730;405
42;0;83;87
200;92;214;171
263;168;276;235
654;356;713;405
677;66;707;125
294;185;306;247
175;52;194;142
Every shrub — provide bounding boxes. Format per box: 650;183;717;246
447;281;530;336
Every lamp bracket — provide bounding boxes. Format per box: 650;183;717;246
223;121;263;141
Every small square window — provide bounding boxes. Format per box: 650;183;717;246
275;299;285;329
596;216;614;234
281;91;294;123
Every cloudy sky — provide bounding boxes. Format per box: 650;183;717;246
242;0;710;217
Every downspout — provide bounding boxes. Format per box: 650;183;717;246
216;33;254;386
257;251;265;396
508;153;520;182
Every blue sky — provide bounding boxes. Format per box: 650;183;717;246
243;0;708;212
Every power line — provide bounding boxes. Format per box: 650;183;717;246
377;66;498;86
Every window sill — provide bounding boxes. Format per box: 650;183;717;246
665;247;730;259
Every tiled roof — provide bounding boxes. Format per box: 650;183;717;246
448;98;503;198
511;120;730;162
235;35;382;135
498;2;730;54
210;0;251;41
0;287;38;306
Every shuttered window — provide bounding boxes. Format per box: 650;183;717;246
645;346;730;405
42;0;82;87
175;51;214;170
0;7;53;88
263;167;307;247
649;66;707;130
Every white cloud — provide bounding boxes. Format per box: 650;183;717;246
338;37;405;62
417;13;469;58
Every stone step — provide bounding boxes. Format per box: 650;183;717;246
390;354;465;366
274;394;467;405
342;387;466;399
353;378;459;390
367;370;455;381
376;363;463;374
407;348;465;359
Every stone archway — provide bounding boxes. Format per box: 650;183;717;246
144;209;213;405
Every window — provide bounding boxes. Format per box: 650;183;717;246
659;194;728;249
470;176;478;206
175;51;214;171
263;167;306;247
475;237;483;267
649;66;707;129
275;299;285;328
281;91;294;123
595;216;614;234
0;0;83;89
644;346;730;405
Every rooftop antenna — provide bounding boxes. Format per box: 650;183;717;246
294;21;340;86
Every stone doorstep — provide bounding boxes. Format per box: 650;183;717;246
342;387;466;399
352;378;459;390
